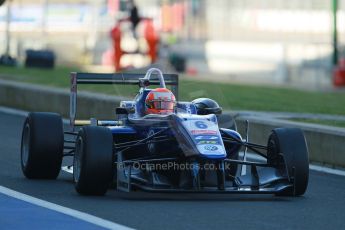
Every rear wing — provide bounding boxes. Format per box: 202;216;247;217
70;71;179;128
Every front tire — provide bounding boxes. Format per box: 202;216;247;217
267;128;309;196
73;126;114;196
21;112;63;179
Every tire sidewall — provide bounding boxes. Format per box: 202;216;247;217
21;113;63;179
268;128;309;196
74;126;114;195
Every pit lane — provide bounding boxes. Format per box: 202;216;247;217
0;110;344;229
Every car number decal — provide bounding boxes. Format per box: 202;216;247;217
194;121;208;129
195;135;219;140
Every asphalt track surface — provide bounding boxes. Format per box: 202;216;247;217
1;111;345;229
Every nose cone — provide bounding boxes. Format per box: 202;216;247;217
171;113;226;159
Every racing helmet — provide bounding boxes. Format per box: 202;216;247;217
145;88;176;114
192;98;222;115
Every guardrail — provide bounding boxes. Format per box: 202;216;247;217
0;79;344;168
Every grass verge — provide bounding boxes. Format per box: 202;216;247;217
0;65;344;117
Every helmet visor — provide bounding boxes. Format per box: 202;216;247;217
152;101;174;110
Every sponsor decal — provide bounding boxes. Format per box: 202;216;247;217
204;145;218;151
195;135;219;140
197;140;218;145
195;121;208;129
191;130;217;135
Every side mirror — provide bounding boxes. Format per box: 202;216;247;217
116;107;135;115
116;108;128;115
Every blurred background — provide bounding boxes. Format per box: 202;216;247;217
1;0;345;89
0;0;345;127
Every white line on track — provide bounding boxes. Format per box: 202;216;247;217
0;106;71;124
0;106;28;117
1;106;344;178
0;186;133;230
309;165;345;177
245;153;345;177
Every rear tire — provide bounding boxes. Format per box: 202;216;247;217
21;112;63;179
73;126;114;196
267;128;309;196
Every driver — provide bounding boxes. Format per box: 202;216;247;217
145;88;176;115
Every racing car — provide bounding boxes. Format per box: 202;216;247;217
20;68;309;196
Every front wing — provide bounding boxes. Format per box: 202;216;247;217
116;152;295;195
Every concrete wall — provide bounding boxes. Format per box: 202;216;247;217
0;79;125;120
236;117;345;168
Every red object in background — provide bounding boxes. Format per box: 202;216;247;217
161;4;172;32
110;24;122;71
172;2;184;31
161;2;185;32
110;18;159;71
107;0;119;16
333;58;345;87
187;67;197;76
144;20;159;63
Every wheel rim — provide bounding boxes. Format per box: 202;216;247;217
21;123;30;167
73;136;83;183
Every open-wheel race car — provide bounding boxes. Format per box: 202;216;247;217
20;68;309;196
